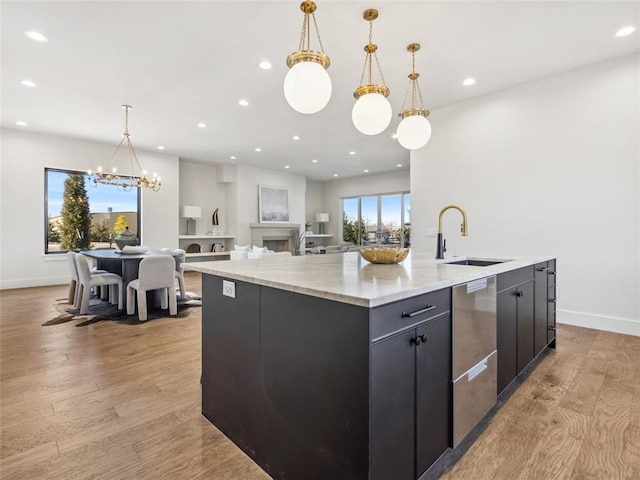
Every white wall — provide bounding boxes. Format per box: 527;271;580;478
227;164;307;245
411;54;639;336
305;179;324;231
322;170;410;238
0;128;180;289
179;161;227;236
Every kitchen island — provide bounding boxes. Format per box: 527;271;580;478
185;251;557;480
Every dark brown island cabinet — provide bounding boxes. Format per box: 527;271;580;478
200;260;556;480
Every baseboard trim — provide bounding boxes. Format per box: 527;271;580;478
1;276;68;290
558;309;640;337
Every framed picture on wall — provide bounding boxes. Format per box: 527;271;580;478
259;185;289;223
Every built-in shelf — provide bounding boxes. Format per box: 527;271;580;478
185;252;230;258
179;235;234;240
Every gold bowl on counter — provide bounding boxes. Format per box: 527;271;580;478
359;246;409;264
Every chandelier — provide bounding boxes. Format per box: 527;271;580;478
88;105;161;192
396;43;432;150
352;8;392;136
283;1;332;114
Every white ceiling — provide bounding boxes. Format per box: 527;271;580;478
2;1;638;181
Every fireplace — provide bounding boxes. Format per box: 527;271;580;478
250;223;301;254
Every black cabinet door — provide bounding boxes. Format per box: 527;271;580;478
415;314;451;476
534;263;549;355
548;260;557;344
516;280;535;373
497;289;517;395
201;275;262;444
371;329;416;480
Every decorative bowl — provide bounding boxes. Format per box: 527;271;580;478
359;247;409;264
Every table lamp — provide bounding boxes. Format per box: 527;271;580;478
181;206;202;235
316;213;329;234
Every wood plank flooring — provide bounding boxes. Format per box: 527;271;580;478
1;273;639;479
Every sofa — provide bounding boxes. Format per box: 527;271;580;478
230;245;293;260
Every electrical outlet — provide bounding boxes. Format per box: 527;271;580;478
426;228;437;237
223;280;235;298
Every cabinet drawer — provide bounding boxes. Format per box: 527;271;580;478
547;259;557;288
370;288;450;341
497;266;534;293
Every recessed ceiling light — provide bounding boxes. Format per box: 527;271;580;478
292;135;300;140
463;78;476;86
259;60;272;70
333;174;339;177
285;165;290;169
255;147;262;152
391;133;398;139
616;26;637;37
349;151;356;155
24;31;48;42
230;155;237;160
238;99;249;106
157;146;165;150
16;121;27;126
364;169;369;173
197;122;207;128
397;164;403;167
21;79;36;87
312;159;318;163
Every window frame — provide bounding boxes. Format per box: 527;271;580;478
44;167;142;255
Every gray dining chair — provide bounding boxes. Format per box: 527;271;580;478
75;253;123;314
67;251;110;308
126;255;177;321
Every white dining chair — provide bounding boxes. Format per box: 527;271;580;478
126;255;177;321
75;253;123;314
173;249;187;300
67;251;110;308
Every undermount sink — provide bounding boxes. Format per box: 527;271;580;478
445;259;511;267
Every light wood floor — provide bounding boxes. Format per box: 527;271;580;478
1;273;639;479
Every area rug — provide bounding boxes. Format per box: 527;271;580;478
43;290;201;327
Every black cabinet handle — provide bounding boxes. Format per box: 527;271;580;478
410;334;428;347
548;298;556;303
515;290;524;297
536;267;548;272
548;326;556;331
548;271;556;276
419;334;427;343
402;304;436;318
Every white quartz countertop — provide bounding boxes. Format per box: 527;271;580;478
184;251;555;308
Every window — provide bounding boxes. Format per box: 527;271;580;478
45;168;141;254
342;192;411;247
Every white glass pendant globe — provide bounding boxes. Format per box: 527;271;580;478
396;115;432;150
352;93;392;135
283;61;332;114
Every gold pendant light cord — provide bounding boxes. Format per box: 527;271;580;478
358;14;387;88
400;47;427;115
297;11;324;53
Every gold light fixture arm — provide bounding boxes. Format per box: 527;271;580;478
354;8;389;99
399;43;429;118
287;1;329;69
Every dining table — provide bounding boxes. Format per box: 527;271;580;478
81;248;180;307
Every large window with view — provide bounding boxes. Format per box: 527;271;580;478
45;168;141;254
342;192;411;247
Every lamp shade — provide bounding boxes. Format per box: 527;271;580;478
397;115;432;150
284;61;332;114
181;206;202;219
315;213;329;223
352;93;392;135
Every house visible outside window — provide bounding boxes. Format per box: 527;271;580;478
45;168;140;254
342;192;411;247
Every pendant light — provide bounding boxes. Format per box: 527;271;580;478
352;9;392;136
88;105;161;191
284;1;332;114
396;43;432;150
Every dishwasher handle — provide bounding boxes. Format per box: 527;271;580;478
402;304;436;318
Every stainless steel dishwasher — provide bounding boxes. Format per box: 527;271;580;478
452;276;497;447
